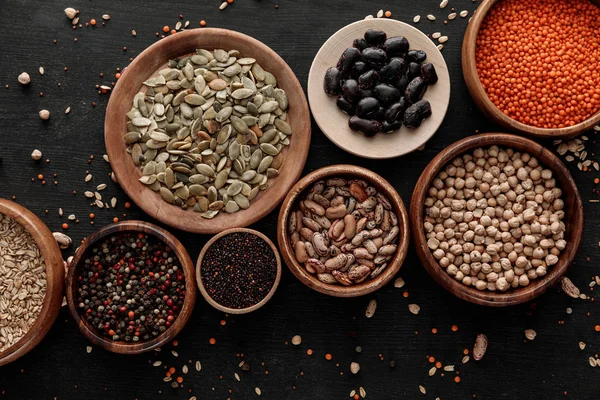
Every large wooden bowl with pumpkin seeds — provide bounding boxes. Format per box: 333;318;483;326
105;28;311;234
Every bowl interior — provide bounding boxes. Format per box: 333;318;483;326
278;165;410;297
0;199;64;366
66;221;196;353
462;0;600;138
410;133;583;306
105;28;311;234
196;228;282;314
307;19;451;159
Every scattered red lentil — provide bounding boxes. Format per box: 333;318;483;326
454;376;461;383
200;20;207;27
385;10;392;17
595;325;600;332
307;349;313;356
90;19;96;26
162;25;170;33
209;337;216;345
325;353;332;361
451;324;459;332
431;328;438;334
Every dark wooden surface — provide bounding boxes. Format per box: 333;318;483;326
0;0;599;399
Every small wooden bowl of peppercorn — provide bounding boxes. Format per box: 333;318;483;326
196;228;282;314
462;0;600;138
410;133;583;306
277;165;410;297
65;221;196;354
0;199;64;366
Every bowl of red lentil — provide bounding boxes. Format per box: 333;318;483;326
462;0;600;138
65;220;196;354
196;228;282;314
410;133;583;306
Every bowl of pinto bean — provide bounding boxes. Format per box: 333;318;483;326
277;165;410;297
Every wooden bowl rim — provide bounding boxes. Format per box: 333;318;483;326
277;165;410;297
196;228;282;314
307;18;451;159
65;220;196;354
461;0;600;139
409;133;584;306
0;199;64;366
104;27;311;234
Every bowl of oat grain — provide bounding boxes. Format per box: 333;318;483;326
0;199;64;366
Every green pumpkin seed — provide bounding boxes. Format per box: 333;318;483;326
225;201;240;213
260;143;279;156
201;210;219;219
231;88;254;100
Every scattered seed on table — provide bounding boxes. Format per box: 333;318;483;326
394;277;405;288
525;329;537;340
196;361;201;371
448;12;457;19
350;362;360;374
438;36;448;43
419;385;426;395
440;0;449;8
409;304;420;315
255;387;262;396
473;333;488;360
39;109;50;120
39;67;45;75
359;387;366;398
428;366;437;376
413;15;421;23
427;14;436;20
432;32;441;39
460;10;468;17
365;299;377;318
291;335;302;345
580;342;586;350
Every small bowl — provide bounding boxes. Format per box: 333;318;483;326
65;221;196;354
462;0;600;138
410;133;584;306
277;165;410;297
196;228;281;314
307;19;451;159
105;28;311;234
0;199;64;366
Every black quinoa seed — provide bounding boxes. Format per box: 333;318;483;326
201;232;277;309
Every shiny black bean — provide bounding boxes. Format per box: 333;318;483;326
349;116;382;137
336;47;362;77
385;98;407;122
356;97;380;119
353;38;370;51
378;58;406;83
358;70;379;90
405;77;427;103
372;107;386;122
323;67;342;95
382;120;402;133
403;99;432;128
373;83;401;106
359;89;373;98
406;50;427;63
364;29;387;46
362;47;387;67
336;96;355;115
421;63;438;84
408;62;422;80
351;62;369;80
341;79;361;103
383;36;409;57
393;74;409;93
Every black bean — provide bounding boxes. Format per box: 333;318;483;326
405;77;428;103
358;70;379;90
353;38;370;51
351;61;369;80
349;115;381;137
362;47;387;67
359;89;373;98
336;47;362;77
407;50;427;63
364;29;387;46
373;83;401;106
393;74;410;93
403;99;432;128
336;96;355;115
323;67;342;95
341;79;361;103
373;107;387;122
382;120;402;132
408;62;422;80
378;58;406;83
385;98;407;122
355;97;380;119
421;62;438;84
383;36;409;57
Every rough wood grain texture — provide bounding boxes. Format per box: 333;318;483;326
462;0;600;138
410;133;584;306
1;0;600;399
65;221;196;353
0;199;64;366
106;28;311;234
277;165;409;297
196;228;282;314
308;19;450;159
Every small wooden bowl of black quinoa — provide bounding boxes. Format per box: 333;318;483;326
196;228;282;314
65;221;196;354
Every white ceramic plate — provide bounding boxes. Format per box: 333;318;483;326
308;19;451;159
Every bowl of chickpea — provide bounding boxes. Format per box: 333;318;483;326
410;133;583;306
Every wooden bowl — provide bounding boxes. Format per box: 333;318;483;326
65;221;196;354
410;133;584;306
196;228;282;314
0;199;64;366
277;165;410;297
462;0;600;138
105;28;311;234
308;19;450;159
